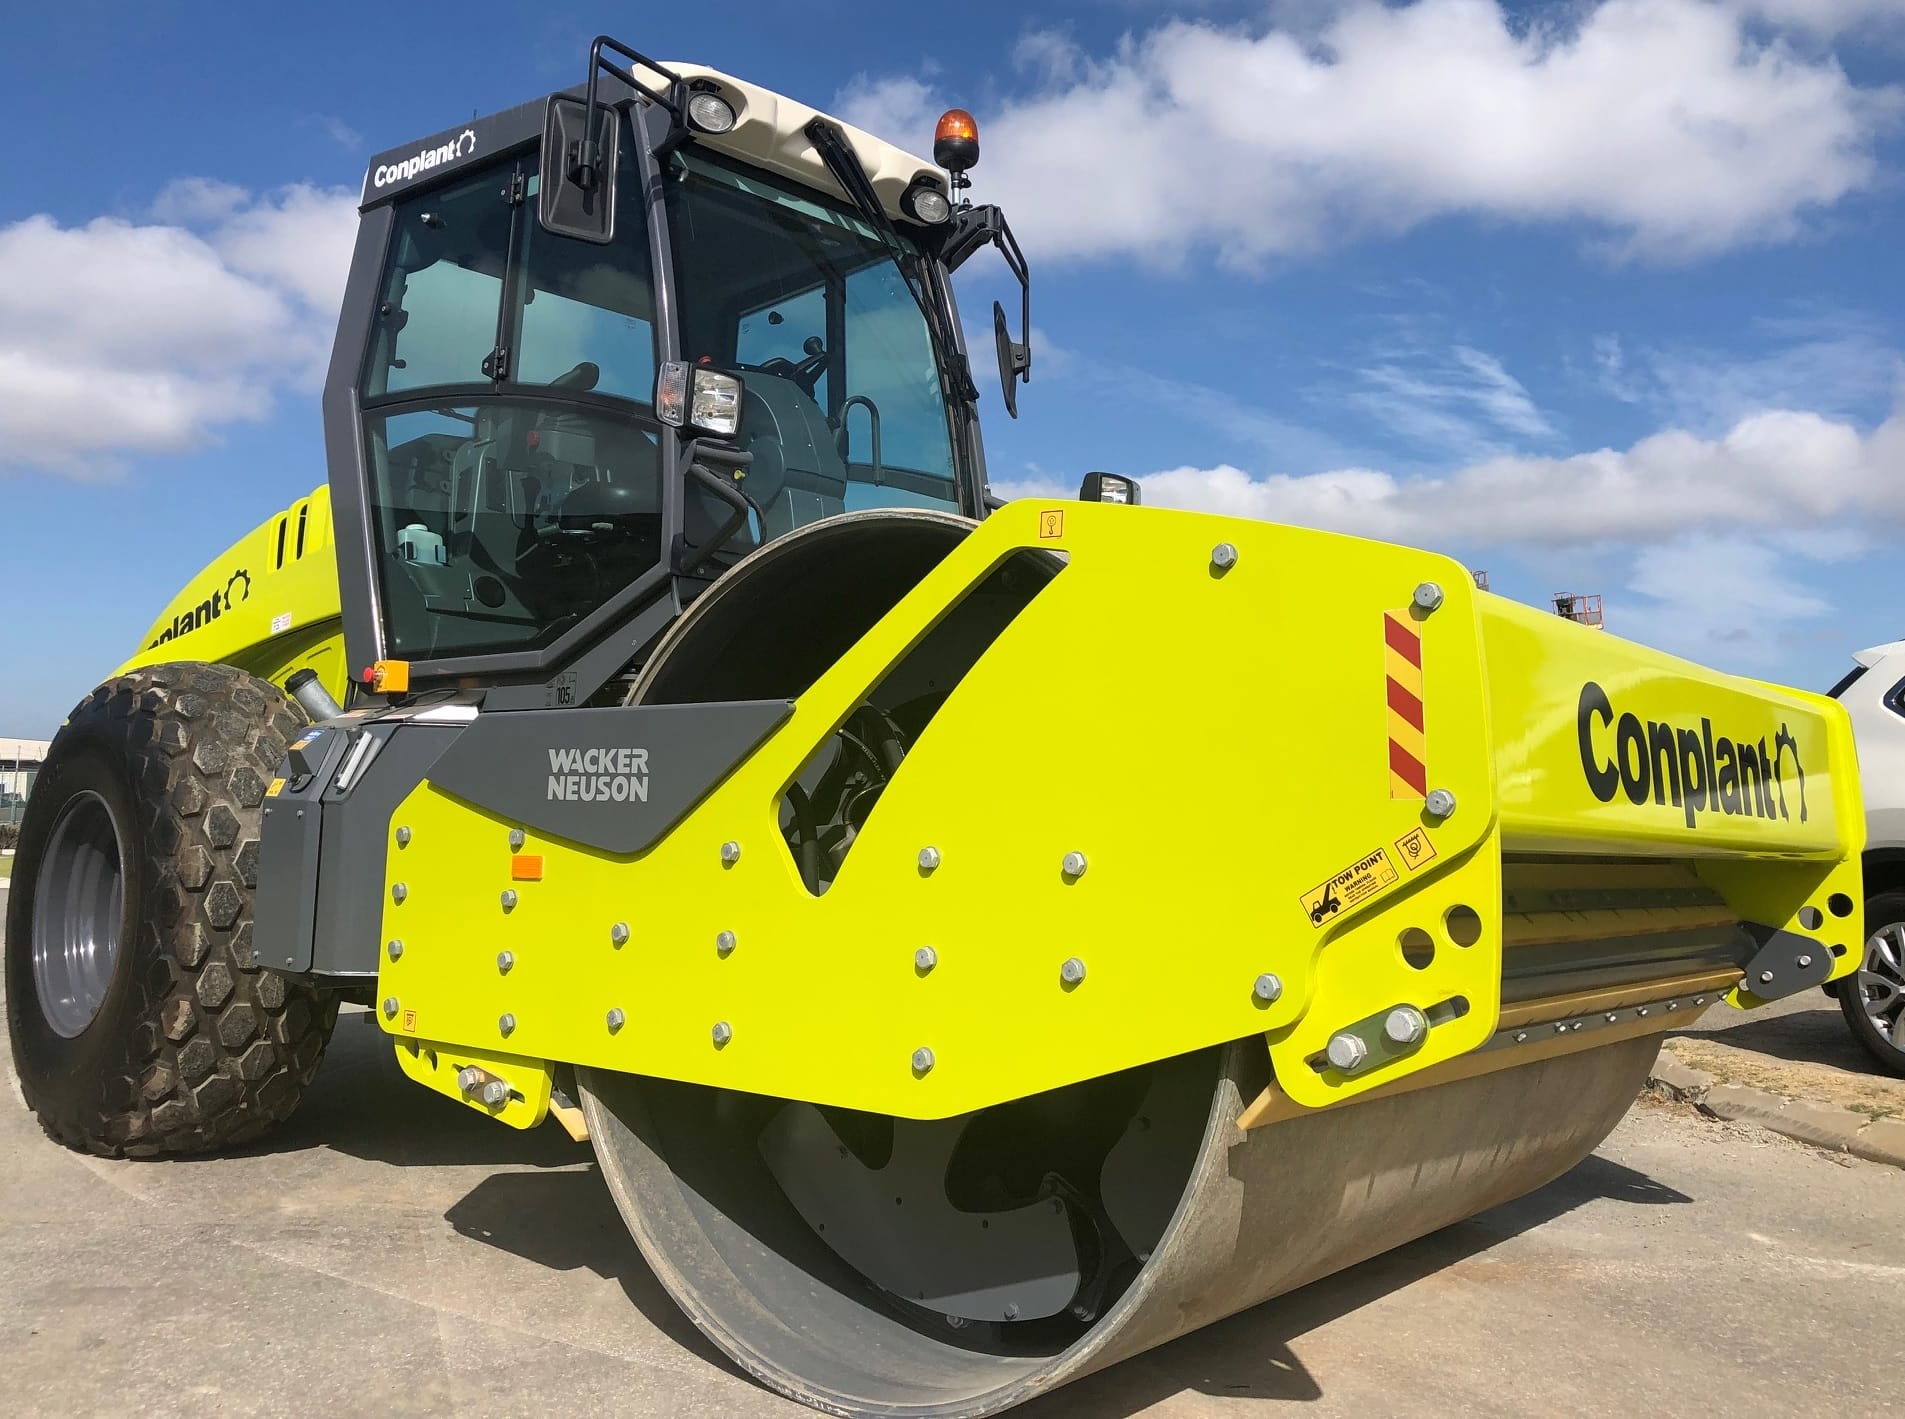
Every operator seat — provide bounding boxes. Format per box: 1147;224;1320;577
738;374;848;538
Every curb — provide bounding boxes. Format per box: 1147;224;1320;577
1646;1046;1905;1170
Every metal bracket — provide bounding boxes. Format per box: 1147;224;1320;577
1737;922;1833;1001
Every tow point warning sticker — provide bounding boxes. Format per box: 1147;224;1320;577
1301;848;1399;927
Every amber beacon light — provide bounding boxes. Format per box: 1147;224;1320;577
933;108;980;179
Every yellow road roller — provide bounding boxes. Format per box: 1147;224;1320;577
5;35;1865;1417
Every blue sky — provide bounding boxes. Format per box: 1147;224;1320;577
3;0;1903;736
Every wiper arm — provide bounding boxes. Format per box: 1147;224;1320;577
804;118;980;403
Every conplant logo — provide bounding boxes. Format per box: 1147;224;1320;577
372;129;478;189
1576;681;1805;829
146;565;252;648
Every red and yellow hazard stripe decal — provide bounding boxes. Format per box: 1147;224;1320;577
1384;612;1427;798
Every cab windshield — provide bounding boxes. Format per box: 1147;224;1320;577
664;148;960;534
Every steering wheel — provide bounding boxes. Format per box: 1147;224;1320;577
742;336;828;398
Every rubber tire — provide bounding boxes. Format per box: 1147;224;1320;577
1838;888;1905;1078
4;662;339;1155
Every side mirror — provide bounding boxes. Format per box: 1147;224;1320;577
1079;472;1141;505
540;96;620;244
993;300;1030;419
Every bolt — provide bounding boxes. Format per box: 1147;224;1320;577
1061;957;1088;985
1606;1013;1619;1023
912;1046;936;1074
1554;1022;1569;1034
386;939;404;962
1668;1001;1678;1010
391;882;408;904
1003;1303;1020;1321
1637;1006;1649;1016
497;950;515;974
712;1020;733;1047
456;1066;481;1095
1413;581;1445;613
915;946;938;972
918;845;942;871
1797;954;1812;969
1759;970;1775;984
395;826;412;847
1062;850;1089;878
1424;788;1457;820
716;930;737;957
480;1080;509;1108
1326;1032;1369;1072
1384;1006;1428;1045
944;1315;969;1330
720;840;742;866
1695;996;1707;1005
381;996;399;1019
607;1007;626;1033
1514;1031;1528;1043
610;921;630;946
499;1012;516;1037
1253;973;1284;1003
508;828;525;851
1210;542;1239;572
501;889;519;911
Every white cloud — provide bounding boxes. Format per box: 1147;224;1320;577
0;182;357;478
1617;532;1837;668
995;403;1905;546
846;0;1897;265
1733;0;1905;35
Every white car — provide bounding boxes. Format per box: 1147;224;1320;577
1829;639;1905;1075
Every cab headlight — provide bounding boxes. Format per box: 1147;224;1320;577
655;362;746;439
902;181;951;225
686;90;737;135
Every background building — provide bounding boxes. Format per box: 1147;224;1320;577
1;737;49;830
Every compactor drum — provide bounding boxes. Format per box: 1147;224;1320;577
6;36;1866;1417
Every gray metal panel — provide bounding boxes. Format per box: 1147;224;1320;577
254;729;352;973
424;700;790;854
309;723;464;980
359;98;546;206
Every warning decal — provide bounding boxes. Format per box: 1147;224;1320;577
1038;509;1066;539
1394;827;1438;872
1300;848;1399;928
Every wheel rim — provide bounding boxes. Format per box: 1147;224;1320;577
1857;921;1905;1058
30;790;126;1038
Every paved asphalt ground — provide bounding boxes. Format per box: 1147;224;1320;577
3;876;1901;1418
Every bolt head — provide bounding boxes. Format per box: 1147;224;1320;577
497;950;515;974
915;946;938;972
501;889;518;910
1606;1012;1619;1023
606;1007;626;1032
912;1046;936;1073
1061;956;1087;985
1413;581;1446;612
1760;970;1775;984
386;939;404;962
1637;1006;1649;1016
712;1021;733;1047
1796;954;1812;969
1383;1006;1427;1045
720;840;742;865
716;930;737;957
456;1066;481;1095
390;882;408;904
1514;1031;1528;1043
480;1080;509;1107
498;1012;517;1037
395;826;412;847
1210;542;1239;572
1061;850;1089;878
1002;1303;1020;1320
918;845;942;871
1555;1022;1569;1034
1253;972;1283;1003
610;921;630;946
1326;1032;1369;1072
381;996;399;1018
1424;788;1457;820
508;829;525;851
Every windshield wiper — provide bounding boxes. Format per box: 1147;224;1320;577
803;118;979;403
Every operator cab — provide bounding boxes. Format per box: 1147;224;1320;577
332;40;1032;690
